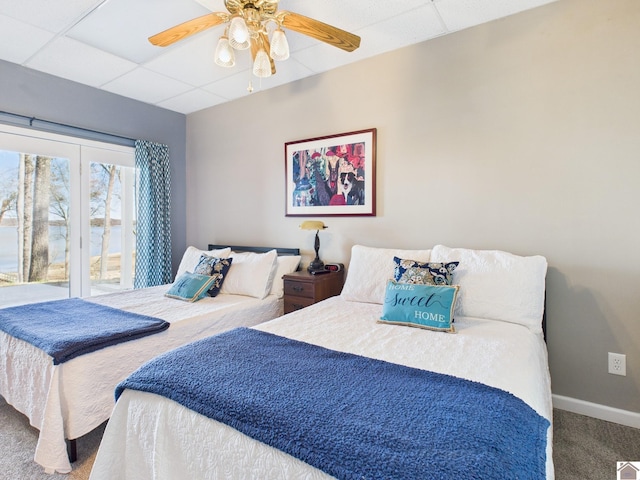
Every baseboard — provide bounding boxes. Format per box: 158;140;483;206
553;394;640;429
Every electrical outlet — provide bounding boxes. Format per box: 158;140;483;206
608;352;626;376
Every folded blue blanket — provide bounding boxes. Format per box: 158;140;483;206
118;328;549;480
0;298;169;364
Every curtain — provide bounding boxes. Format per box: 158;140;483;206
134;139;172;288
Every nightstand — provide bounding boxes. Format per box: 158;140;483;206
283;270;345;314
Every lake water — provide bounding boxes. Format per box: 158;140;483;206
0;225;123;272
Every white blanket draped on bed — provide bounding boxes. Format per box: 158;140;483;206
90;295;554;479
0;285;282;474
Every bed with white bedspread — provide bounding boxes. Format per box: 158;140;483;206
90;244;554;479
0;244;301;474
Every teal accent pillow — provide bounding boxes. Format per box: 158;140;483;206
193;255;233;297
393;257;459;285
165;272;218;302
379;281;458;333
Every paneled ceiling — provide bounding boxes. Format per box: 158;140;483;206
0;0;556;114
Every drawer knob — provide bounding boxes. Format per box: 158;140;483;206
292;285;304;292
292;303;303;310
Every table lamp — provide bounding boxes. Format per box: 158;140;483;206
300;221;327;273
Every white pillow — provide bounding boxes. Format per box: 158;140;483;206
220;249;278;299
341;245;432;304
429;245;547;332
269;255;302;297
176;246;231;279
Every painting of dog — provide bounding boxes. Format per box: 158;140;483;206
340;171;365;205
285;128;376;216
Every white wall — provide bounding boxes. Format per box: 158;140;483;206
186;0;640;414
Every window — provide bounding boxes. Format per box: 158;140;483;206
0;125;135;307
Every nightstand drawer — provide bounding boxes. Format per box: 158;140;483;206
284;296;315;313
284;279;315;298
282;270;344;315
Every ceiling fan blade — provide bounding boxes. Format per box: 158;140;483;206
149;12;228;47
278;11;360;52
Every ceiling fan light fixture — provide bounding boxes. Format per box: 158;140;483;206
269;27;289;61
149;2;361;85
253;48;272;78
229;16;250;50
214;35;235;67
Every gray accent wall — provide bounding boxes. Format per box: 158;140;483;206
186;0;640;414
0;60;187;273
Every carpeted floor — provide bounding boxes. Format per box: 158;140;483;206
0;394;104;480
1;394;638;479
553;408;640;480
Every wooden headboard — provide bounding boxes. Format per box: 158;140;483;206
208;245;300;256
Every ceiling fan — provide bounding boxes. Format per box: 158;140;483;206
149;0;361;79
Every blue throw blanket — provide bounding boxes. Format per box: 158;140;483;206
0;298;169;364
117;328;549;480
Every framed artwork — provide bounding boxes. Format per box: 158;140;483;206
285;128;376;217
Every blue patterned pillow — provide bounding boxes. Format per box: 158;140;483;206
193;255;233;297
165;272;218;302
393;257;459;285
379;281;458;333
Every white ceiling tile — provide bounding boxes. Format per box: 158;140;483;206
214;57;314;96
434;0;557;32
201;68;260;101
0;0;560;112
199;57;313;101
0;14;54;64
193;0;226;12
158;88;226;114
292;42;364;77
25;36;137;87
277;24;327;54
260;58;315;88
352;4;446;59
0;0;105;33
66;0;212;64
144;30;242;87
101;67;194;104
276;0;429;34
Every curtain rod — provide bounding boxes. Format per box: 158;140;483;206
0;111;136;148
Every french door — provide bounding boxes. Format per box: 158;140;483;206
0;125;135;306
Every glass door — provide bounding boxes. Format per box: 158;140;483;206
0;126;134;307
84;145;136;295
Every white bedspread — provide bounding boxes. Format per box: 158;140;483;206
90;295;554;479
0;285;282;474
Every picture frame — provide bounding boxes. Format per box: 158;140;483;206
285;128;376;217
